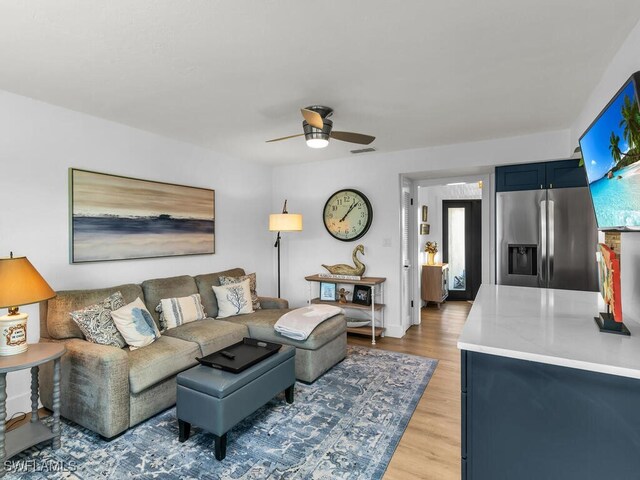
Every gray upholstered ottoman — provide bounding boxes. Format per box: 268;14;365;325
176;345;295;460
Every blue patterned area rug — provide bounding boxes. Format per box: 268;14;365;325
8;346;437;479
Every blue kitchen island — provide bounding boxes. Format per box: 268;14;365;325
458;284;640;480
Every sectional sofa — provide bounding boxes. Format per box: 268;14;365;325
37;268;347;438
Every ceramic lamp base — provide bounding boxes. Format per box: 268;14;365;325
0;312;28;355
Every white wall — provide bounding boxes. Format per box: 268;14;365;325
570;17;640;324
272;129;571;338
0;91;275;416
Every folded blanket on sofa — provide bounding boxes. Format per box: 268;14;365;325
274;304;343;341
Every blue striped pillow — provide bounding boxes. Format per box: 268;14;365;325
158;294;207;330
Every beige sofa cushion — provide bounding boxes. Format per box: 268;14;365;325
194;268;245;318
128;335;199;394
44;284;144;340
231;309;347;351
164;318;248;356
141;275;199;326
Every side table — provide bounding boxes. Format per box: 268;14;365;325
0;343;65;474
305;275;386;345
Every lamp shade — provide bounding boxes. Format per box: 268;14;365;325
269;213;303;232
0;256;56;308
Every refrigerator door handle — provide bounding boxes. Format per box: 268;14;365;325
548;199;555;285
539;200;547;287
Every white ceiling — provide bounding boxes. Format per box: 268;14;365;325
1;1;639;165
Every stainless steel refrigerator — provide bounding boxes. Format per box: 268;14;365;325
496;187;598;291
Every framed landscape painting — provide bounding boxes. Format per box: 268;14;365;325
70;169;215;263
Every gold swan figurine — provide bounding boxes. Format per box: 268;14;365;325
322;244;366;277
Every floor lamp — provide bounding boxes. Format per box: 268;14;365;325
269;200;303;298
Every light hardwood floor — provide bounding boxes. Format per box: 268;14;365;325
348;300;471;480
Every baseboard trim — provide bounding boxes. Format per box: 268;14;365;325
6;391;35;420
384;324;404;338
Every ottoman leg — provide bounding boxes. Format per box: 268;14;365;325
214;433;227;461
285;384;294;404
178;420;191;442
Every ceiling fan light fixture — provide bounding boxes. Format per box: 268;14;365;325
303;117;332;149
266;106;375;147
306;138;329;149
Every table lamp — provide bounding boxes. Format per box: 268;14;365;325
269;200;303;298
0;253;56;355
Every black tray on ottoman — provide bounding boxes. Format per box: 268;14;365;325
196;337;282;373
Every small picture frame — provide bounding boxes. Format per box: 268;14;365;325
352;285;372;306
420;223;430;235
320;282;337;301
421;205;428;222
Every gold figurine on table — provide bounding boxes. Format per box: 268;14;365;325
337;288;350;304
425;241;438;265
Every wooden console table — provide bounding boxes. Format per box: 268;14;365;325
305;275;386;345
421;263;449;308
0;343;65;475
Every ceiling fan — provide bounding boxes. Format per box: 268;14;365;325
266;106;375;149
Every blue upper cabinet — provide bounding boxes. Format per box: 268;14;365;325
496;160;588;192
496;163;546;192
545;159;588;189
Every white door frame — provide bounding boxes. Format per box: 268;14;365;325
399;176;418;332
409;173;495;326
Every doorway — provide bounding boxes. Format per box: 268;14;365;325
442;200;481;300
407;172;493;330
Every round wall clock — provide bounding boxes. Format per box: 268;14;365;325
323;189;373;241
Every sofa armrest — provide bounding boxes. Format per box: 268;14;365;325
258;296;289;309
39;338;130;438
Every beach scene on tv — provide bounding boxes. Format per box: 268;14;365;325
581;80;640;229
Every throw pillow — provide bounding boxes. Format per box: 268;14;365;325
69;292;127;348
219;272;261;310
111;298;161;350
212;278;254;319
159;293;207;330
155;303;167;332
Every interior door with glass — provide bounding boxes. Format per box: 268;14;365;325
442;200;482;301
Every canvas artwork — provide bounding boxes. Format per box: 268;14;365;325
70;169;215;263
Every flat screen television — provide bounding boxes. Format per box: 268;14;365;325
580;71;640;231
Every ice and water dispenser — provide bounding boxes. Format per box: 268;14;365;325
507;244;537;276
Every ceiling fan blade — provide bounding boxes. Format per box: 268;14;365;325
330;131;375;145
266;133;305;143
301;109;324;129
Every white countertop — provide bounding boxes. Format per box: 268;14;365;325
458;284;640;379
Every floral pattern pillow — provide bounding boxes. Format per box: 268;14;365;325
70;292;127;348
219;272;261;310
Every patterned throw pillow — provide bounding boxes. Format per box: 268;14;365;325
111;298;161;350
157;294;207;330
69;292;127;348
154;303;167;332
219;273;261;310
212;278;254;319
